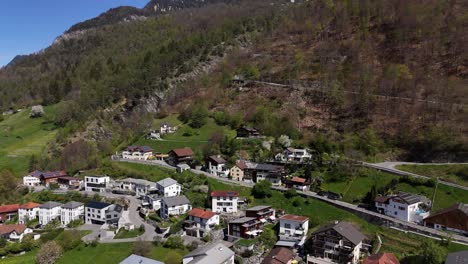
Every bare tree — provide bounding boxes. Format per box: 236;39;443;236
36;241;62;264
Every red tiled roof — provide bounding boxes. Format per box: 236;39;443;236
0;204;19;213
19;202;41;209
189;208;216;219
279;214;309;222
170;147;194;157
211;191;239;197
291;177;306;184
262;247;295;264
0;224;27;235
363;253;400;264
235;160;247;170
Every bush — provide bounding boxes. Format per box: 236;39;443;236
252;180;272;198
292;198;302;207
164;236;185;250
284;189;298;199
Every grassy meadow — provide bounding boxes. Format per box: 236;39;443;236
396;164;468;187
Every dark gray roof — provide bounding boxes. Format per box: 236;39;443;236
446;251;468;264
396;191;427;204
246;205;271;211
229;217;256;224
87;201;111;209
61;201;83;209
313;221;365;246
156;177;178;188
39;201;62;209
161;195;189;207
256;163;279;171
119;254;164;264
183;243;234;264
209;155;226;164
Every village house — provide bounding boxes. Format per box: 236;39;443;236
277;214;309;248
160;122;176;135
423;203;468;235
206;155;230;177
255;163;286;186
262;247;296;264
275;147;312;163
84;175;111;193
0;224;34;242
122;145;153;160
0;204;19;223
38;201;62;226
18;202;41;224
176;163;191;173
307;221;366;264
160;195;191;219
156;177;182;197
236;126;261;138
116;178;157;197
184;208;220;238
286;177;309;192
228;217;263;239
211;191;239;213
57;176;82;189
85;201;123;225
167;147;194;166
22;175;40;186
375;192;430;223
230;160;246;181
141;194;163;211
245;205;276;224
183;242;235;264
363;253;400;264
60;201;84;226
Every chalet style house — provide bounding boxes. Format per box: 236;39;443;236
307;221;366;264
24;170;67;186
206;155;230;177
0;224;34;242
374;192;430;223
230;160;257;183
236;126;261;138
262;247;296;264
275;147;312;163
423;203;468;235
245;205;276;224
184;208;219;238
167;148;194;166
286;177;309;191
228;217;263;239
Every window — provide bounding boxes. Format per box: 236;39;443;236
398;206;405;211
284;223;291;229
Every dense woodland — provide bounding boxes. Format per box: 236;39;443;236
0;0;467;169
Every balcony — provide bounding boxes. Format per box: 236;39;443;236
86;183;107;188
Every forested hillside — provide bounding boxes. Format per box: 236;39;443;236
0;0;467;167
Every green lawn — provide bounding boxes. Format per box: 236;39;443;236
132;115;235;153
114;227;144;239
396;164;468;187
1;249;38;264
0;106;58;176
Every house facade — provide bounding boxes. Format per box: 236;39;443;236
85;201;123;225
160;195;191;219
116;178;157;197
262;247;295;264
0;204;19;223
278;214;309;247
228;217;263;239
122;146;153;160
57;176;81;189
183;243;235;264
230;160;246;181
28;170;67;186
38;201;62;226
307;221;365;264
255;164;285;186
363;253;400;264
184;208;219;238
245;205;276;224
276;148;312;163
61;201;84;226
156;177;182;197
0;224;33;242
207;155;230;177
167;148;194;166
211;191;239;213
375;192;430;223
286;177;309;191
18;202;41;224
23;175;40;186
84;175;110;193
236;126;261;138
423;203;468;235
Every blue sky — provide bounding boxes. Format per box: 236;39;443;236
0;0;149;66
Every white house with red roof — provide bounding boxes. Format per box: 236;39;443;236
0;224;34;242
211;191;239;213
185;208;220;238
122;146;153;160
287;177;309;191
18;202;41;224
278;214;309;247
0;204;19;223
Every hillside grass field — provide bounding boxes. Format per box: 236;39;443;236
0;106;58;176
396;164;468;187
132;115;236;153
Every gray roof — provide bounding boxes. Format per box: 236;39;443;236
183;243;234;264
61;201;83;209
396;191;428;205
161;195;190;207
119;254;164;264
229;217;256;224
39;201;62;209
156;177;179;188
446;251;468;264
246;205;271;211
119;178;156;187
313;221;365;246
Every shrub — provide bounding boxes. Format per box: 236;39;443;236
252;180;272;198
284;189;298;199
164;236;185;250
36;241;62;264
